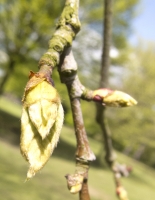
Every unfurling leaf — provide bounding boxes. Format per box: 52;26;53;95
20;74;64;180
93;89;137;107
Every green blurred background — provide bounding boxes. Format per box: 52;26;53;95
0;0;155;199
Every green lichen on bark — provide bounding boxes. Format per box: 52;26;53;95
57;4;80;33
39;0;80;70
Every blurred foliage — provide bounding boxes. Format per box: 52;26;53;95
107;42;155;167
0;0;64;94
0;0;64;56
2;0;155;168
0;0;139;94
73;0;140;90
0;0;140;126
80;0;139;49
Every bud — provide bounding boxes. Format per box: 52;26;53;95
20;73;64;180
93;89;137;107
70;184;82;194
65;174;84;194
116;186;129;200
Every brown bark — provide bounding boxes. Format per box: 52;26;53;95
100;0;113;88
61;49;94;200
96;2;130;199
96;0;115;166
79;171;90;200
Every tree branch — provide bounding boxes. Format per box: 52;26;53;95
21;0;136;198
59;48;96;161
96;1;131;199
59;47;94;200
38;0;81;76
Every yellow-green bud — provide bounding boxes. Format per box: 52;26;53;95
93;89;137;107
70;184;83;194
103;91;137;107
116;186;129;200
20;80;64;180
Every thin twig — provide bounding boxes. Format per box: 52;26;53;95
59;47;95;200
38;0;80;73
96;0;130;199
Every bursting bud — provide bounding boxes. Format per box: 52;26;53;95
116;186;129;200
20;71;64;180
93;89;137;107
65;173;84;194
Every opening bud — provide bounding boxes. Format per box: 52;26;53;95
116;186;129;200
20;74;64;179
93;89;137;107
65;173;84;194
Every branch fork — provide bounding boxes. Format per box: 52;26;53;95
20;0;137;199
